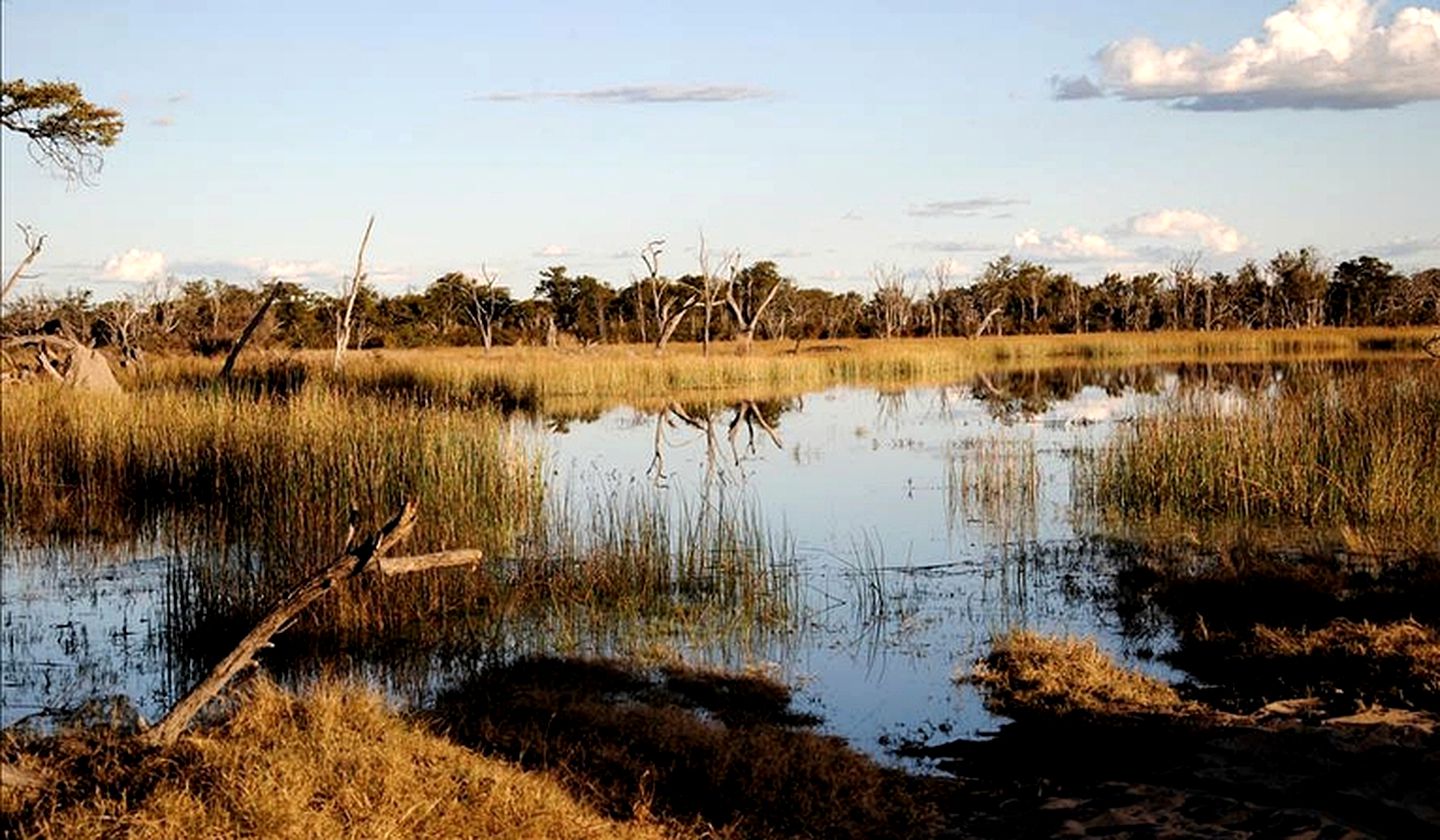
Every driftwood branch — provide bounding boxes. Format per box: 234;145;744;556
141;500;484;746
219;280;282;379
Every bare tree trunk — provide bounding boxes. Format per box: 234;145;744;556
333;215;375;372
3;224;46;305
220;281;281;380
973;307;1003;339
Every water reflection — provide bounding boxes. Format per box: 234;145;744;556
1;360;1404;757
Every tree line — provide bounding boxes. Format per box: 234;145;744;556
2;247;1436;362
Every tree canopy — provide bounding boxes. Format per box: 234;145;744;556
2;78;125;183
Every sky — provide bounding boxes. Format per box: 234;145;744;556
2;0;1437;300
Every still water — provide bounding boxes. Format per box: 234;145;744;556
2;363;1262;756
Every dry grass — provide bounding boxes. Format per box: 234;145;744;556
142;327;1434;415
1087;361;1440;550
1182;619;1440;711
967;630;1184;717
5;678;676;840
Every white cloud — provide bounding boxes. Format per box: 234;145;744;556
1014;228;1128;261
534;244;573;258
1127;210;1247;253
101;248;167;283
1085;0;1440;109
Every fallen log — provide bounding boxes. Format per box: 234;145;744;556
141;500;483;746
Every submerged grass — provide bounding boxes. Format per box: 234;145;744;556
967;629;1184;718
1086;361;1440;550
3;678;675;840
946;435;1039;544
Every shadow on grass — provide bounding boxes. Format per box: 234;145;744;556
426;656;941;840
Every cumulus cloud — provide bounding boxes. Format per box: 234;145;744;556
1069;0;1440;110
1013;228;1128;261
482;84;771;104
534;244;573;258
1127;209;1247;253
908;197;1029;217
101;249;167;283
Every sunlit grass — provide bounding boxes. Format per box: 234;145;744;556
140;327;1435;415
1083;361;1440;551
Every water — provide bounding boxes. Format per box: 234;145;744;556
1;362;1283;756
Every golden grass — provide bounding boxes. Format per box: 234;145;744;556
7;678;675;840
1250;619;1440;696
143;327;1435;415
1088;360;1440;550
967;630;1184;717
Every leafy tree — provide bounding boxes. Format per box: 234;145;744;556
1328;256;1398;326
1270;248;1328;328
2;79;124;183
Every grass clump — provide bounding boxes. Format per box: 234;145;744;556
5;678;673;840
968;630;1183;718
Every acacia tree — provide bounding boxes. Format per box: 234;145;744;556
2;79;124;184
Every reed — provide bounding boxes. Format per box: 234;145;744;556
140;327;1434;416
946;434;1040;544
1085;361;1440;550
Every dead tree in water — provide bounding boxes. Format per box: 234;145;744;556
332;215;375;372
142;500;484;746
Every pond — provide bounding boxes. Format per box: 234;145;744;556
0;361;1312;760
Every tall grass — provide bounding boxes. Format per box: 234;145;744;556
1085;361;1440;549
141;327;1435;416
2;381;794;678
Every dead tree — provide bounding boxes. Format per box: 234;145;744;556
642;239;701;355
697;233;736;358
142;500;485;746
725;261;786;355
333;215;374;372
2;224;46;305
219;280;282;379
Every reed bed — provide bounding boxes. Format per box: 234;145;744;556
140;327;1434;416
2;381;794;677
1085;361;1440;549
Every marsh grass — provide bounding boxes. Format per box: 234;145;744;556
1085;361;1440;550
946;435;1039;544
140;327;1433;415
2;678;675;840
967;629;1184;717
3;382;793;683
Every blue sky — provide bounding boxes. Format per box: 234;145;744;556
3;0;1437;299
